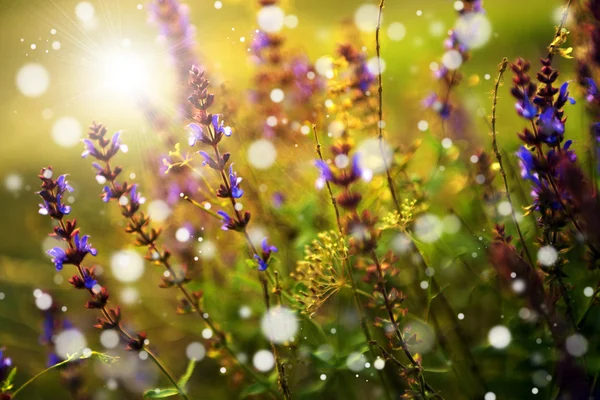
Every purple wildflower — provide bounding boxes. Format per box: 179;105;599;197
211;114;232;137
253;238;278;271
101;186;112;203
198;151;213;167
82;269;98;290
0;349;12;383
515;93;537;120
74;233;98;258
188;123;204;146
538;107;564;144
516;146;540;185
229;165;243;199
585;78;598;103
81;139;100;158
47;247;68;271
315;160;334;182
217;210;233;231
558;82;576;105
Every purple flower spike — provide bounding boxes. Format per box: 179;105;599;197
102;186;112;203
217;210;232;231
516;146;540;186
188;123;204;147
229;165;244;199
74;233;98;257
261;238;278;254
315;160;334;182
47;247;68;271
515;94;537;120
254;254;268;271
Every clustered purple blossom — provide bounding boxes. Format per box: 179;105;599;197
186;65;278;269
0;348;12;400
511;58;578;213
35;167;149;353
148;0;199;120
424;0;486;119
37;169;98;273
579;76;600;170
337;43;376;99
0;350;12;382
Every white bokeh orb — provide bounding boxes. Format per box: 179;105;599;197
52;117;82;148
147;200;171;222
366;57;386;76
488;325;511;349
198;239;216;260
354;4;380;33
454;13;492;50
356;138;393;175
5;174;23;192
315;56;334;77
55;329;87;358
537;246;558;266
111;250;145;283
441;50;463;70
16;63;50;97
253;350;275;372
75;2;95;22
565;334;588;357
261;306;298;344
346;352;365;372
35;293;53;310
257;6;285;33
186;342;206;361
387;22;406;41
248;139;277;169
414;214;443;243
100;329;120;349
270;88;285;103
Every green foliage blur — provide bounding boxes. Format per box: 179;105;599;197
0;0;590;399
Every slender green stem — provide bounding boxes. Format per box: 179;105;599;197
375;0;401;213
369;250;443;399
146;351;189;400
56;219;188;399
11;360;70;399
100;161;273;393
490;57;535;269
312;125;393;400
201;123;291;399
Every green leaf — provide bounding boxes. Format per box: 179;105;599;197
422;366;451;373
238;382;269;399
1;367;16;391
177;360;196;387
143;388;180;398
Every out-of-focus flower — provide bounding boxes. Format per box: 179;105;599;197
254;238;278;271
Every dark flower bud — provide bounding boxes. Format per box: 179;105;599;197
125;332;147;352
85;287;109;309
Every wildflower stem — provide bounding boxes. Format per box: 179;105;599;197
547;0;572;62
577;277;600;328
375;0;402;213
97;159;278;395
11;359;71;399
312;125;342;232
311;124;393;400
491;57;535;268
146;351;190;400
181;194;224;221
205;127;292;400
528;121;600;259
369;250;442;399
57;220;189;400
